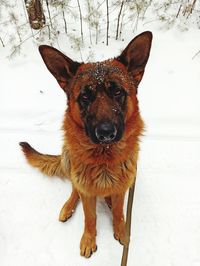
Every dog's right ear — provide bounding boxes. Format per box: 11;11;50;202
39;45;81;93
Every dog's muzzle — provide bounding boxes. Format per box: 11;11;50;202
95;121;117;144
85;119;124;144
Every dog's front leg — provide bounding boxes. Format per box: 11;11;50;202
59;185;79;222
111;192;128;246
79;193;97;258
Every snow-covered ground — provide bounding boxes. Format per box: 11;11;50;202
1;26;200;266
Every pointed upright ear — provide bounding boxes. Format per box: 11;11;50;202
117;31;152;86
39;45;81;93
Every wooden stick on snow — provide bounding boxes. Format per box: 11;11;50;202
121;171;137;266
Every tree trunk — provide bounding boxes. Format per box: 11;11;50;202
25;0;45;30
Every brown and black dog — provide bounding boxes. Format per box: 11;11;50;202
20;31;152;258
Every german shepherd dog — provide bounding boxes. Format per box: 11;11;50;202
20;31;152;258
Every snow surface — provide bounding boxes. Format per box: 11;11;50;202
1;27;200;266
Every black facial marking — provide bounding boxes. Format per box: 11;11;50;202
107;81;127;109
77;85;96;109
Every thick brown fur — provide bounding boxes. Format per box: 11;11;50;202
20;31;152;258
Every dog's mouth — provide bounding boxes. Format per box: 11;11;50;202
85;119;124;145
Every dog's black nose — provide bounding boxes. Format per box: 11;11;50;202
95;122;117;143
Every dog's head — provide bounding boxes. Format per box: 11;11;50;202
39;32;152;145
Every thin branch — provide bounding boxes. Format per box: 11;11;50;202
192;49;200;60
0;36;5;47
116;0;125;40
106;0;109;46
62;8;67;34
95;23;98;45
86;0;92;45
176;2;183;18
45;0;53;28
186;0;197;19
77;0;84;43
47;24;51;40
8;24;49;58
121;180;137;266
119;4;126;39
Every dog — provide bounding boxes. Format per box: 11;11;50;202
20;31;152;258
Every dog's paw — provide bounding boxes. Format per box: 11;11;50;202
114;220;129;246
80;233;97;258
59;208;73;222
59;202;75;222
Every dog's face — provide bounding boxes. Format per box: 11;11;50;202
73;61;129;144
39;32;152;144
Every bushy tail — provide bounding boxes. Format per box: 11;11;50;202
19;142;67;178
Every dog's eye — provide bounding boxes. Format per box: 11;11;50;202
109;82;125;98
79;93;91;105
81;93;90;102
113;88;123;97
78;85;95;107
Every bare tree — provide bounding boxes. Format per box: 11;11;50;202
77;0;84;43
106;0;109;45
61;5;68;34
115;0;125;40
1;0;200;58
86;0;93;45
119;3;126;39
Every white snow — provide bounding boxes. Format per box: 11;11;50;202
1;25;200;266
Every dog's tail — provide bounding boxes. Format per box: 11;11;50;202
19;142;69;179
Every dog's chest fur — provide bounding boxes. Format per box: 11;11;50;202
73;158;136;197
61;143;138;197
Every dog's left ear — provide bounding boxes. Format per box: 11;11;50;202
39;45;81;94
117;31;152;86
